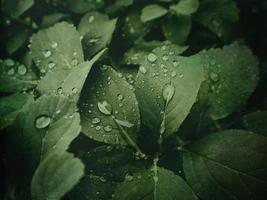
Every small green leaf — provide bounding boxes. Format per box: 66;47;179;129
242;111;267;136
0;58;37;93
0;93;33;129
30;22;84;73
2;0;34;18
183;130;267;200
162;16;192;45
10;95;81;171
195;0;239;38
135;45;204;136
170;0;199;16
196;43;259;120
112;167;198;200
141;4;168;23
78;66;140;145
31;151;85;200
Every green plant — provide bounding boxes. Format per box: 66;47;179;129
1;0;267;200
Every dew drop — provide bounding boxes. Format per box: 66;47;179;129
35;115;51;129
43;50;52;58
98;100;112;115
95;126;101;131
139;66;147;74
51;42;58;49
88;15;95;23
162;83;175;103
104;125;113;132
162;55;169;61
72;87;78;94
7;68;15;75
57;87;63;94
5;59;15;66
71;59;78;66
48;61;56;69
92;117;101;124
17;64;27;75
210;72;219;82
114;119;134;128
147;53;157;63
171;71;177;77
117;94;123;101
125;174;134;181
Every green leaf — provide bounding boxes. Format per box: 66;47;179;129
0;93;33;129
170;0;199;16
65;0;104;14
141;4;168;23
2;0;34;18
41;13;70;28
196;43;259;120
195;0;239;38
78;65;140;145
135;45;204;137
183;130;267;200
81;15;117;59
112;167;198;200
242;111;267;136
31;151;85;200
30;22;84;73
162;16;192;45
0;58;37;93
6;27;30;54
37;49;105;97
10;95;81;171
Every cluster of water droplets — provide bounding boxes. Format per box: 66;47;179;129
1;59;28;76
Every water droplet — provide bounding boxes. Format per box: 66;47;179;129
95;126;101;131
98;100;112;115
171;71;177;77
125;174;133;181
57;87;63;94
117;94;123;101
147;53;157;63
89;38;99;43
5;59;15;66
104;125;113;132
114;119;134;128
51;42;58;49
162;55;169;61
71;59;78;66
17;64;27;75
210;72;219;82
88;15;95;23
173;61;179;67
48;61;56;69
43;50;52;58
35;115;51;129
7;68;15;75
92;117;101;124
72;87;78;94
162;83;175;103
139;66;147;74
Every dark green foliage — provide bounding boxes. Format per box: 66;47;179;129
1;0;267;200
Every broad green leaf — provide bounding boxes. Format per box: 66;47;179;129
31;151;85;200
37;49;105;97
66;175;117;200
242;111;267;136
141;4;168;23
30;22;84;73
65;0;104;14
78;65;140;145
135;45;204;136
2;0;34;18
10;95;81;171
112;167;198;200
0;58;37;93
162;16;192;45
170;0;199;16
0;93;33;129
195;0;239;38
81;16;117;59
196;43;259;120
105;0;134;14
183;130;267;200
41;13;70;28
81;146;146;182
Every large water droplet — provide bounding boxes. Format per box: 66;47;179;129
71;59;78;66
17;64;27;75
5;59;15;66
162;83;175;103
139;66;147;74
98;100;112;115
7;68;15;75
114;118;134;128
43;50;52;58
92;117;101;124
35;115;51;129
147;53;157;63
72;87;78;94
88;15;95;23
125;174;134;181
57;87;63;94
104;125;113;132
